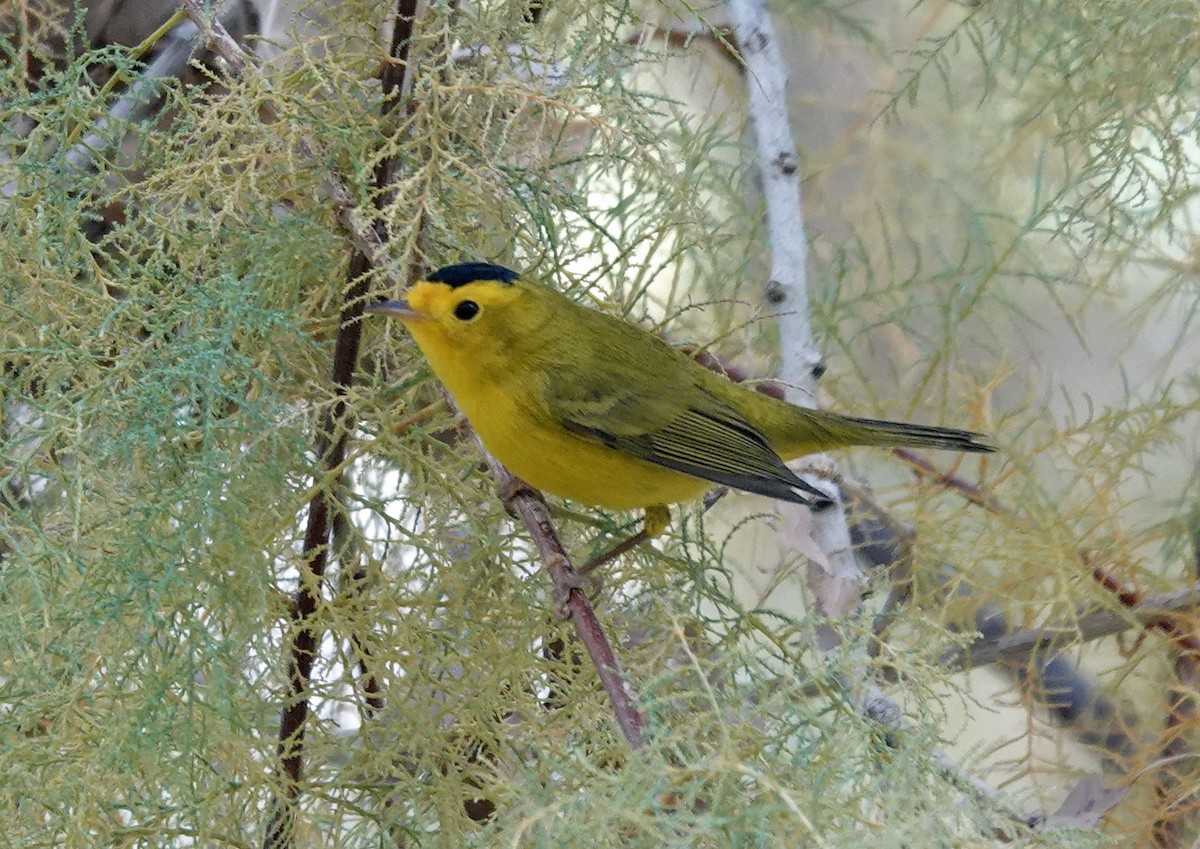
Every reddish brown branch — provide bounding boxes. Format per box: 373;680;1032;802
264;4;422;844
894;447;1005;513
1154;653;1200;848
488;462;646;749
1091;566;1200;653
1092;558;1200;847
264;252;376;849
341;0;420;723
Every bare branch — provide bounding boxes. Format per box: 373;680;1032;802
729;0;864;649
487;459;646;749
1155;654;1200;848
728;0;821;396
728;4;1041;828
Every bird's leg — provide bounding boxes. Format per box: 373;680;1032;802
580;504;671;574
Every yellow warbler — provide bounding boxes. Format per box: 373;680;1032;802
367;263;992;528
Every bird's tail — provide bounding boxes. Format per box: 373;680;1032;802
841;415;994;453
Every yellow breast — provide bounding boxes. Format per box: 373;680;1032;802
452;374;709;511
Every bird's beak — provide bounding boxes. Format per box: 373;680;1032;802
364;299;427;321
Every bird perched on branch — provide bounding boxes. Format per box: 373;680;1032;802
367;262;992;541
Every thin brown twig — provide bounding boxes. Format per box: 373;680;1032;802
488;461;646;749
263;250;370;849
1091;565;1200;653
1154;653;1200;848
682;346;787;400
343;0;420;724
894;447;1007;513
580;527;651;574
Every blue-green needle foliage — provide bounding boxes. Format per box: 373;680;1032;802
3;1;1191;847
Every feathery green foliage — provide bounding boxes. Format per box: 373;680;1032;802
1;0;1197;846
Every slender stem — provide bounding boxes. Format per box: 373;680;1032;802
489;461;646;749
580;528;649;574
895;448;1007;513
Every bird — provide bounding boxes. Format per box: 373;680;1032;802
366;262;993;540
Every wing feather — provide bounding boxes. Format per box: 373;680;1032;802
548;366;829;506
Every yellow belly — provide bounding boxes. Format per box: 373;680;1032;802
455;383;708;511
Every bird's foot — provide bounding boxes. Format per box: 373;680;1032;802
580;504;670;575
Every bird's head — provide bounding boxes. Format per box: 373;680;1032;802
366;262;544;377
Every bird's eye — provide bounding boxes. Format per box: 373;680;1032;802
453;300;480;321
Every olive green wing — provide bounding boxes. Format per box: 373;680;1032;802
545;365;831;507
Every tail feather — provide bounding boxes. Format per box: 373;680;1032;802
843;415;994;453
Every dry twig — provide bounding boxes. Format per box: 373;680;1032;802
488;460;646;749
